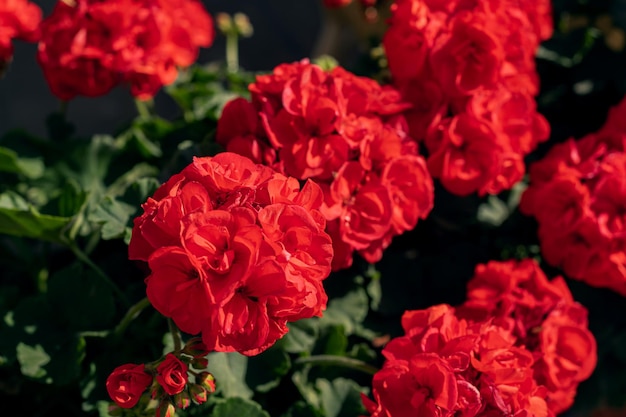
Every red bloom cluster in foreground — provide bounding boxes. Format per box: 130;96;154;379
364;259;596;417
0;0;42;68
37;0;214;100
217;60;434;271
520;97;626;296
383;0;553;196
106;338;216;414
129;152;333;356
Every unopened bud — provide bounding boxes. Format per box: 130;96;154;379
156;400;176;417
216;13;234;35
233;13;253;37
196;372;216;393
191;356;209;369
188;384;208;405
173;391;191;410
182;337;209;358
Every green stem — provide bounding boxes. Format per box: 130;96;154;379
169;318;182;353
225;32;239;73
67;241;129;307
135;98;152;119
113;296;151;338
294;355;379;375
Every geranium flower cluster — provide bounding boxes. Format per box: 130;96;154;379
128;152;334;356
106;338;216;416
216;60;434;271
520;96;626;296
363;259;596;417
0;0;42;70
383;0;553;196
36;0;214;100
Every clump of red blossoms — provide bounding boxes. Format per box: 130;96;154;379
363;259;596;417
36;0;214;100
106;337;216;414
0;0;42;71
129;152;334;356
383;0;553;196
216;60;434;271
520;96;626;296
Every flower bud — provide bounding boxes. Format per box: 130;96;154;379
188;384;208;405
233;13;253;38
191;356;209;369
156;399;176;417
182;337;209;358
216;13;233;35
173;390;192;409
196;372;216;393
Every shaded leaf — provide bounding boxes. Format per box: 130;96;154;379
0;192;71;243
279;319;319;354
16;342;50;380
88;196;137;240
47;262;115;331
212;397;270;417
246;344;291;393
316;378;367;417
206;352;253;399
0;146;44;179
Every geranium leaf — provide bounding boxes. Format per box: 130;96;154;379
0;146;44;179
47;262;115;331
211;397;270;417
16;342;50;380
246;344;291;393
316;378;367;417
88;196;137;240
206;352;253;399
0;192;71;243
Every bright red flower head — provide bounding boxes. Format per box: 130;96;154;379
217;60;434;271
129;152;333;356
37;0;214;100
520;96;626;296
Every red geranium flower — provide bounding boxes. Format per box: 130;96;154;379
130;153;333;356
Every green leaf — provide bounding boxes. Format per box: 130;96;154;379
313;324;348;356
43;334;87;386
292;367;321;411
211;397;270;417
0;146;44;179
316;378;367;417
57;179;88;217
106;163;159;198
0;194;72;243
88;196;137;240
131;127;163;158
246;345;291;393
281;401;322;417
121;177;161;208
279;319;319;354
47;262;115;331
206;352;253;399
16;342;50;380
321;288;369;336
